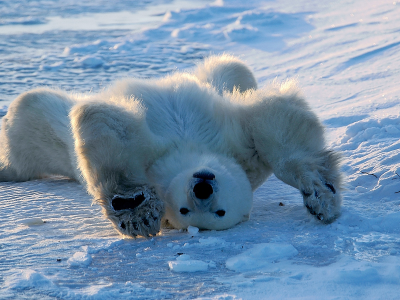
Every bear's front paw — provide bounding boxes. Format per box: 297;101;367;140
301;180;341;224
105;186;165;238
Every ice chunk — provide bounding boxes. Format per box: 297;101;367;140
176;254;191;261
168;260;209;272
75;55;104;68
187;226;199;235
19;218;45;226
67;251;92;268
168;255;210;272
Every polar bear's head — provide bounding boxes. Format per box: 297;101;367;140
148;151;253;230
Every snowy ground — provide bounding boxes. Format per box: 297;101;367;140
1;0;400;299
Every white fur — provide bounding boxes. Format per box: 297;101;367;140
0;54;343;237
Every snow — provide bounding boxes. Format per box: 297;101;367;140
0;106;7;117
225;243;299;272
1;0;400;299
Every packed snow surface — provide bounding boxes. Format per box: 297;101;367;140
1;0;400;299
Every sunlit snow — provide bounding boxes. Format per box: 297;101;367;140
1;0;400;299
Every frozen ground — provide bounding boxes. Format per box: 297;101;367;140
1;0;400;299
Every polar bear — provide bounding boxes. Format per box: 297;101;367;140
0;55;342;237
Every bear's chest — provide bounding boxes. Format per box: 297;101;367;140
144;98;222;146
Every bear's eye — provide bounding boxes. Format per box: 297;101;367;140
215;210;226;217
180;208;190;215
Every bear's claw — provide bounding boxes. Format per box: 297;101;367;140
302;181;340;224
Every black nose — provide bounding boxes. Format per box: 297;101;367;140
193;181;213;199
193;170;215;180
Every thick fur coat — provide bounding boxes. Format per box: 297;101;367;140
0;55;342;237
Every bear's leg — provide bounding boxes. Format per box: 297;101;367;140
70;102;165;237
194;54;257;95
0;88;78;182
247;83;343;223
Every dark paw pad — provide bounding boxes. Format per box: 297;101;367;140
142;218;150;227
112;193;145;211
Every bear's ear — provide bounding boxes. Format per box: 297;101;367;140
194;54;257;95
70;102;162;199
